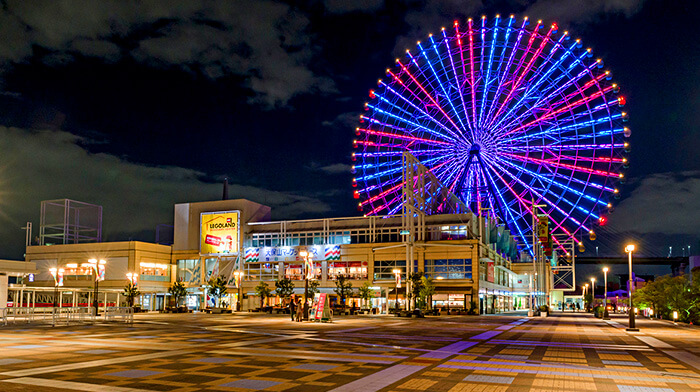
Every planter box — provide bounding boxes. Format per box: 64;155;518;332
540;312;548;318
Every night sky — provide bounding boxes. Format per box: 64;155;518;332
0;0;698;261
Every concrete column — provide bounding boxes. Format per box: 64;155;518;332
0;274;7;308
19;289;23;308
104;292;108;311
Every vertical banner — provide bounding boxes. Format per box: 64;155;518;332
487;262;495;283
98;264;106;281
396;273;401;288
57;269;64;287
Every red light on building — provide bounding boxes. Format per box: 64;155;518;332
599;216;608;226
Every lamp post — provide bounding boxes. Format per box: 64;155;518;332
583;283;589;311
88;259;106;316
602;267;610;320
393;269;401;313
525;272;533;316
590;277;596;313
233;270;244;311
299;251;312;321
625;244;638;331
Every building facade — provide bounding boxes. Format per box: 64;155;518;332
21;198;520;314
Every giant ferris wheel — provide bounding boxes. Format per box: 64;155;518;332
353;15;630;254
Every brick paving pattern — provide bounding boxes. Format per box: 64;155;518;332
0;312;699;391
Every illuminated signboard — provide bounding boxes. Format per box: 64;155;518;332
200;211;240;255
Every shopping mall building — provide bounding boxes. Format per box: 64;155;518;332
19;198;529;314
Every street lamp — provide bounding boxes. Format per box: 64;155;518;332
393;269;401;313
88;259;106;316
584;283;589;311
590;277;596;312
602;267;610;320
233;270;244;311
625;244;638;331
299;250;312;321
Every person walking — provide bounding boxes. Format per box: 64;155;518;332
289;298;296;322
295;298;303;322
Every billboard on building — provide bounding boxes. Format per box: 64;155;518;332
200;211;240;255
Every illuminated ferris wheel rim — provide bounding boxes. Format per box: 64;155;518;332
353;14;630;254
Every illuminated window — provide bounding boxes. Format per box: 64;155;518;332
329;261;367;280
141;262;170;281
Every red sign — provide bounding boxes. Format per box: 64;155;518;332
205;234;221;246
487;262;495;283
314;293;327;320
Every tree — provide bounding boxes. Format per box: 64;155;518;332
207;275;228;308
633;275;668;318
408;272;425;310
255;281;272;309
333;275;354;307
168;281;188;307
123;282;140;307
419;275;436;310
308;280;320;296
275;277;295;303
358;282;374;310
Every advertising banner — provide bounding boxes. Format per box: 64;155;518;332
200;211;240;255
312;293;332;322
487;262;495;283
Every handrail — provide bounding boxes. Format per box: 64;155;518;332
1;306;133;326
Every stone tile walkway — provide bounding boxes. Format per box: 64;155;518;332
0;311;698;391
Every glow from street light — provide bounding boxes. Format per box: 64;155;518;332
625;244;635;253
603;267;609;273
299;250;308;257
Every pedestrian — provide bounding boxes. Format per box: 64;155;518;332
289;298;296;322
576;302;580;312
295;299;303;322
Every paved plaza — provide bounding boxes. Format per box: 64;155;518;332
1;312;699;392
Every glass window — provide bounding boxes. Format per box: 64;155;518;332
425;259;472;279
176;259;198;282
245;262;279;281
373;260;407;281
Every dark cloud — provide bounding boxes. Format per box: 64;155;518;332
393;0;647;55
318;163;352;174
521;0;646;26
0;0;336;107
609;171;700;235
0;127;330;258
322;112;360;129
324;0;385;14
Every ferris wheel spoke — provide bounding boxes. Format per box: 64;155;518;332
488;20;554;127
440;30;475;138
393;61;464;139
483;17;528;130
490;159;589;238
503;152;618;178
492;56;599;134
485;36;578;132
366;101;456;143
477;15;500;129
495;156;608;209
415;43;469;135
